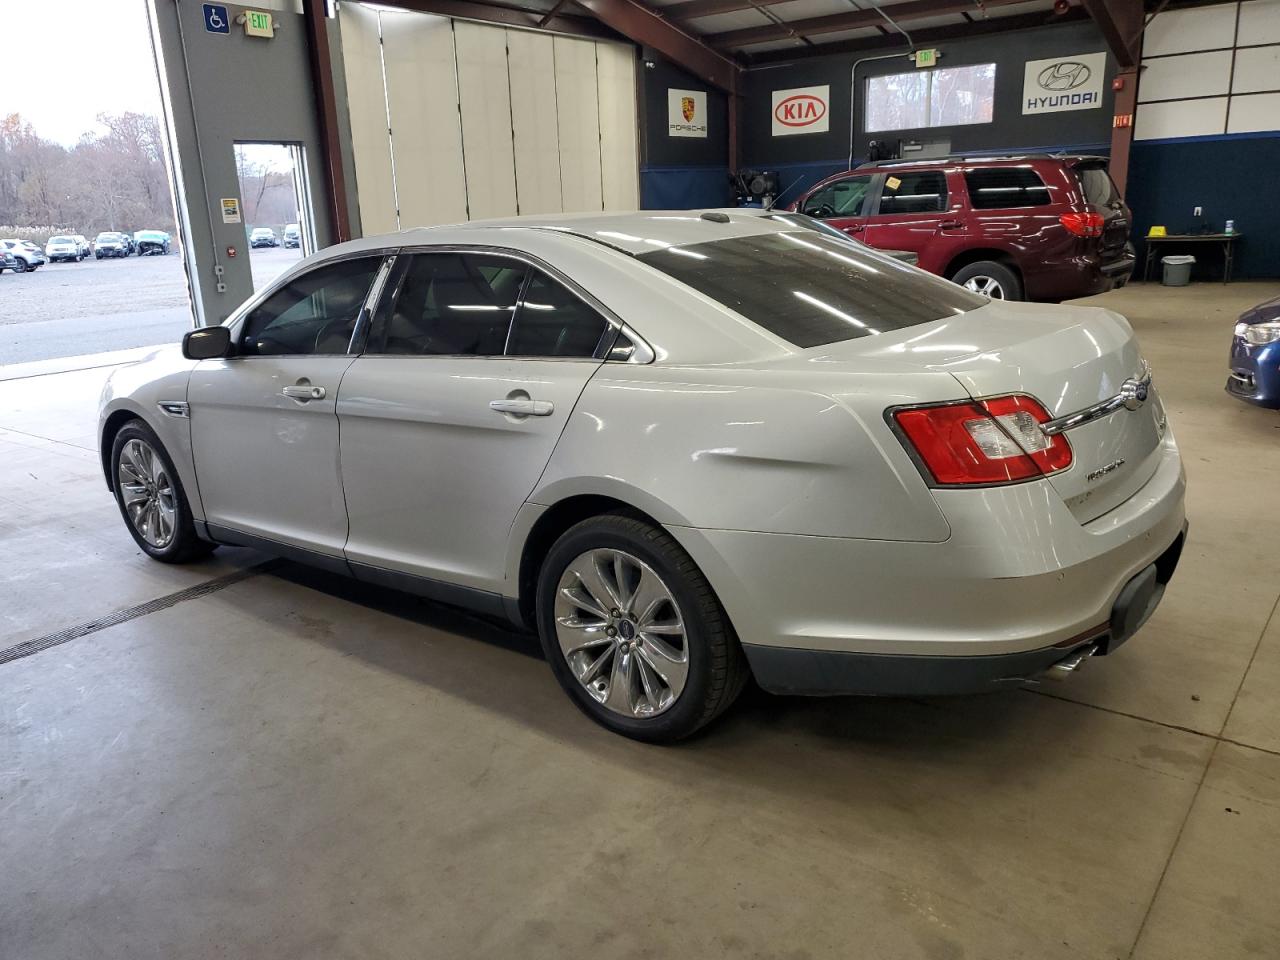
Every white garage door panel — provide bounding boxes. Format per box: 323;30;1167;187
455;22;519;220
596;43;640;211
1134;98;1229;140
1232;44;1280;93
380;12;469;227
339;2;398;235
555;36;604;213
1228;91;1280;133
506;30;563;216
1144;4;1238;57
1137;50;1234;102
1237;0;1280;46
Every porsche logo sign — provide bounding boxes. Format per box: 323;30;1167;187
668;89;708;138
771;85;830;136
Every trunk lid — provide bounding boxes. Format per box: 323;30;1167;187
823;299;1166;523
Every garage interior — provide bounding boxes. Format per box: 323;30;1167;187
3;0;1280;957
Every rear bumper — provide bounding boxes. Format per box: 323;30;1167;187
1026;251;1135;301
671;434;1185;695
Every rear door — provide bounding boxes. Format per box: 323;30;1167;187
797;174;877;238
861;168;960;261
1072;159;1130;264
337;249;614;593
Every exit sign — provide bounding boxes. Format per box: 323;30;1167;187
914;48;938;68
244;9;274;37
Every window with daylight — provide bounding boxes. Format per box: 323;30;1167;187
865;64;996;132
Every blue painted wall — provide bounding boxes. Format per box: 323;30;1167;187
1127;133;1280;280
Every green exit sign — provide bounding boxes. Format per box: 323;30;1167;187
914;48;938;68
244;10;274;38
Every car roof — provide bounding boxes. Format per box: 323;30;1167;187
854;153;1107;171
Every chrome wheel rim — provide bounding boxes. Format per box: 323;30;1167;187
554;548;689;719
117;438;177;549
962;275;1006;299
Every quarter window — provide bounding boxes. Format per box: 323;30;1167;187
801;176;873;219
240;256;382;356
874;171;948;215
507;270;611;358
369;253;526;356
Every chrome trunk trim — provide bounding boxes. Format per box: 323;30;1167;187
1040;363;1151;436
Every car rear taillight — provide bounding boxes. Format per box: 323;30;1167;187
893;395;1072;486
1059;211;1105;238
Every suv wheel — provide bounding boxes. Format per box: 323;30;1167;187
953;261;1022;301
12;258;26;273
536;513;748;742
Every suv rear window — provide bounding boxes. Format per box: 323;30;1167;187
963;167;1051;209
637;232;982;348
1075;166;1117;209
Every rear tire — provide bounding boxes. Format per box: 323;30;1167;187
536;513;748;742
12;259;26;273
111;420;215;564
952;260;1023;301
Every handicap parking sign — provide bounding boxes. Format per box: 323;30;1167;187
203;3;230;34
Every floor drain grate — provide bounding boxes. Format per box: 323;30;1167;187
0;560;280;667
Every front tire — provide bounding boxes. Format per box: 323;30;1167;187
952;260;1022;301
12;259;26;273
111;420;214;563
536;513;747;742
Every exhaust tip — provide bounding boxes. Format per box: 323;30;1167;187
1043;644;1099;681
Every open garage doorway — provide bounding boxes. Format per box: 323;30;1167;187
0;0;192;370
233;142;316;292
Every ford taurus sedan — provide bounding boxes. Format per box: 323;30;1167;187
99;212;1186;741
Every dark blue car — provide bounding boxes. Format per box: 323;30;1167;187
1227;294;1280;408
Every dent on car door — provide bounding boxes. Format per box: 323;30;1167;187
186;254;388;557
337;250;614;594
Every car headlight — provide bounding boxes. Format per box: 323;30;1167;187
1237;321;1280;346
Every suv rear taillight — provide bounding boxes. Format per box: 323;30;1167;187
1059;211;1105;238
892;395;1072;486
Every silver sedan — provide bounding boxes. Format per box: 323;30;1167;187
99;212;1186;741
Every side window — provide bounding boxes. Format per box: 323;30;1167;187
801;176;873;219
964;167;1052;210
240;257;382;356
875;171;947;215
507;269;611;358
369;252;526;356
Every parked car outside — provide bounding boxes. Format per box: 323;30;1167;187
250;227;279;248
282;223;300;249
0;247;17;274
2;238;47;272
791;154;1134;302
94;232;129;259
1226;293;1280;408
72;234;92;258
99;212;1185;741
45;235;84;262
134;230;171;256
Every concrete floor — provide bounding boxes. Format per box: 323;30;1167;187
2;281;1279;959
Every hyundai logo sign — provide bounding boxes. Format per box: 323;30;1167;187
1037;61;1092;91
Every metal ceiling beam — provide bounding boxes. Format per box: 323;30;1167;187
572;0;743;92
1080;0;1144;68
661;0;789;21
705;0;1036;49
373;0;620;41
741;7;1086;64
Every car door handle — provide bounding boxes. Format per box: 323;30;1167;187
283;384;326;401
843;224;865;234
489;398;554;417
939;219;964;230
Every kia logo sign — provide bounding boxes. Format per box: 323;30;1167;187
1037;61;1091;91
774;94;827;127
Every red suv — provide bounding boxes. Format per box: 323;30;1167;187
791;155;1134;302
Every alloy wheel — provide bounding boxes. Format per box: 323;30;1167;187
962;275;1005;298
117;438;177;548
554;548;689;718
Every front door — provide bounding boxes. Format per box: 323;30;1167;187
798;174;877;239
861;169;961;270
338;250;613;593
187;255;386;556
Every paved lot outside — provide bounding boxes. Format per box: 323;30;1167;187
0;247;302;365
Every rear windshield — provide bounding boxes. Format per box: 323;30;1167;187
637;232;982;348
1075;165;1117;208
50;236;72;243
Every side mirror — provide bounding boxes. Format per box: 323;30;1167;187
183;325;233;360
